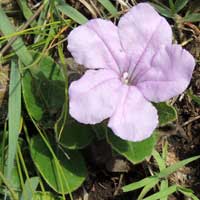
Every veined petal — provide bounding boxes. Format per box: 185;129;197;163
69;69;122;124
108;86;158;142
137;45;195;102
118;3;172;78
68;19;128;73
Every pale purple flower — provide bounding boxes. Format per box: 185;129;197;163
67;3;195;141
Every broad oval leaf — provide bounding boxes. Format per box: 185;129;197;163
154;102;177;126
22;52;65;125
30;135;87;194
58;121;94;149
107;129;157;164
92;123;107;140
55;100;94;149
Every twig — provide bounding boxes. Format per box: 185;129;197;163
182;115;200;127
113;173;124;196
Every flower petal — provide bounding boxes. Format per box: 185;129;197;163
118;3;172;77
69;69;122;124
108;86;158;142
137;45;195;102
68;19;128;73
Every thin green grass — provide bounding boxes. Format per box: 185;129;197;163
7;60;21;182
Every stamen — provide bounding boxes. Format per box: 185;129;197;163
122;72;129;84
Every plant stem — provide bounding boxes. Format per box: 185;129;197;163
0;170;18;200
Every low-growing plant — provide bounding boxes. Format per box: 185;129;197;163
0;0;199;199
123;143;200;199
150;0;200;22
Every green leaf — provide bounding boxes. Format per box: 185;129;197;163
92;123;107;140
154;102;177;126
107;130;157;164
122;176;158;192
160;180;169;200
54;102;68;140
20;177;39;200
150;3;173;18
168;0;175;13
152;149;166;171
22;70;43;121
188;0;200;13
184;13;200;22
4;163;21;190
0;131;7;177
7;60;21;180
143;185;177;200
158;155;200;178
138;179;159;200
188;91;200;105
178;187;199;200
16;0;36;27
174;0;189;13
0;169;18;200
22;52;65;124
34;2;49;42
30;135;87;194
56;1;88;24
33;192;62;200
97;0;118;16
0;6;33;66
58;121;94;149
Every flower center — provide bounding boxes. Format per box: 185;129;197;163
121;72;130;85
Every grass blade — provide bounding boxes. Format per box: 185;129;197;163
184;13;200;22
16;0;36;27
0;170;18;200
188;90;200;105
143;185;177;200
150;3;173;18
168;0;175;13
160;180;169;200
34;2;49;42
122;176;158;192
20;177;39;200
7;60;21;180
97;0;118;16
159;155;200;178
56;2;88;24
174;0;189;13
138;179;159;200
178;187;200;200
152;149;166;171
0;6;33;65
